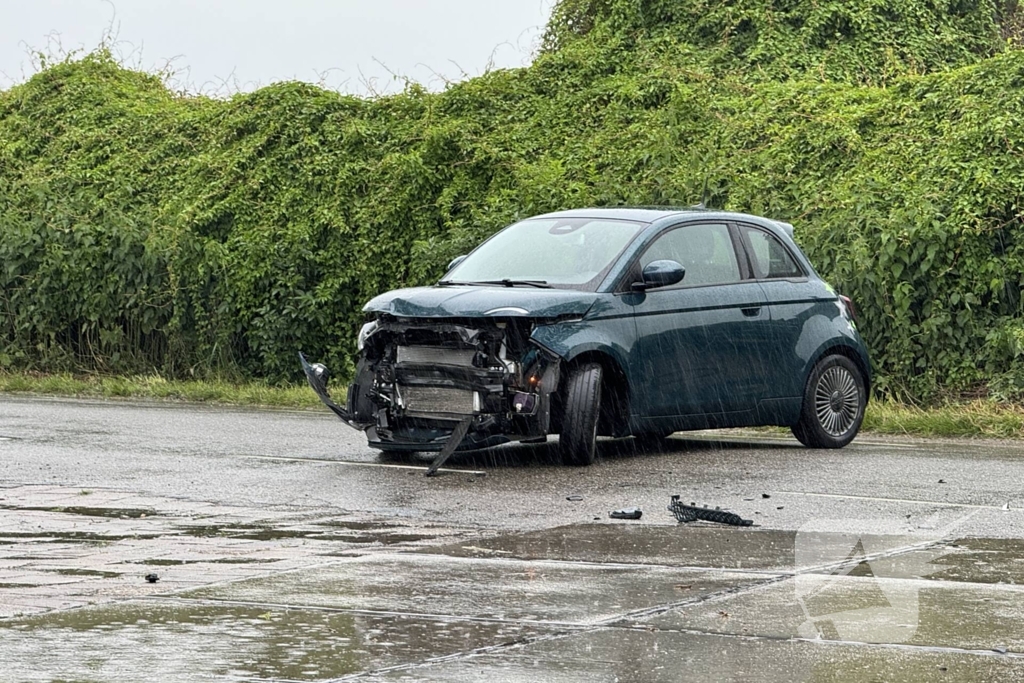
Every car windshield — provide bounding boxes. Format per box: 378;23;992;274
444;217;645;289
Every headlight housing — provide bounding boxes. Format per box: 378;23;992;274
357;320;379;352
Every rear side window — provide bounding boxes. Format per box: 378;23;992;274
740;226;805;279
640;223;741;287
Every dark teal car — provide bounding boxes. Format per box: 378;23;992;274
301;208;870;466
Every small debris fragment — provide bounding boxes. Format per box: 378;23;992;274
762;493;771;499
566;495;583;502
674;584;693;591
777;506;784;510
993;645;1008;654
938;479;946;484
743;497;754;501
668;496;753;526
1002;502;1011;511
610;507;642;520
717;610;730;619
593;517;601;520
144;573;159;583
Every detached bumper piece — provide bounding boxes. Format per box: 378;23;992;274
668;496;753;526
299;352;369;430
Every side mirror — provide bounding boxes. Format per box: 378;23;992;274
447;255;468;272
633;260;685;291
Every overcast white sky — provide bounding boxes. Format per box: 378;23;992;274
0;0;557;95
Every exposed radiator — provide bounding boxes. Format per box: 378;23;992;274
396;345;476;367
400;385;476;416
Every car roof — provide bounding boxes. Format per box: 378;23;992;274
532;207;795;239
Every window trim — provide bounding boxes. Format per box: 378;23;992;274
616;221;746;293
734;222;808;281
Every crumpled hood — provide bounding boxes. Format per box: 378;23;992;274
364;286;598;319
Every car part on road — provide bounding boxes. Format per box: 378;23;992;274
145;573;159;583
668;496;753;526
792;354;867;448
610;507;643;520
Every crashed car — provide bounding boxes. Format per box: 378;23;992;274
301;208;871;466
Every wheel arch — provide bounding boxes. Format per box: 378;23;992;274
809;343;872;400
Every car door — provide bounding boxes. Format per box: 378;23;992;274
736;222;826;404
629;222;771;417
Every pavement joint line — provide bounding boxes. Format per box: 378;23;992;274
326;630;585;682
405;550;794;576
243;453;488;476
154;595;597;629
778;490;1018;510
599;622;1024;659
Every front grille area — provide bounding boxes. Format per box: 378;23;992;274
396;345;476;367
400;385;476;416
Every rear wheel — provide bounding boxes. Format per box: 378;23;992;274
792;355;866;449
560;363;603;466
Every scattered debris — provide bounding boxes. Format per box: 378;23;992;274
938;479;946;484
762;493;771;499
1002;502;1011;511
717;610;730;619
777;506;784;510
144;573;159;583
610;507;642;520
668;496;753;526
743;497;754;501
566;495;583;502
674;584;693;591
993;645;1009;654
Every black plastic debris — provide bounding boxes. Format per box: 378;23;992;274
610;507;642;520
668;496;753;526
145;573;159;583
762;493;771;499
566;495;584;502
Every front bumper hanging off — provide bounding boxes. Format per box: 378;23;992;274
299;352;364;430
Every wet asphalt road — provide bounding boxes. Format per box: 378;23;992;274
2;396;1024;681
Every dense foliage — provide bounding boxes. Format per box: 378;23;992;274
2;0;1024;401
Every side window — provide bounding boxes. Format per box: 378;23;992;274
640;223;740;287
741;226;804;279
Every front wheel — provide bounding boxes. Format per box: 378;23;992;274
792;355;866;449
560;363;603;466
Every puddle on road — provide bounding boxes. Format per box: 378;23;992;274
174;524;438;545
422;523;921;572
378;627;1024;682
0;505;161;519
44;568;122;578
187;553;768;625
0;600;551;682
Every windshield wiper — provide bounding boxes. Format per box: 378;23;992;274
437;279;552;289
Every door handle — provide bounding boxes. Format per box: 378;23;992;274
741;306;762;317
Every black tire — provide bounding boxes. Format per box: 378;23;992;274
560;363;603;466
792;354;866;449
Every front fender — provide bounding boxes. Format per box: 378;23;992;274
529;318;633;376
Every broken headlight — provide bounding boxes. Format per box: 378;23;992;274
357;320;379;352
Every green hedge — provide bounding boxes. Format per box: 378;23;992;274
2;0;1024;401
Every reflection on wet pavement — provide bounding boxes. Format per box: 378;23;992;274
0;601;554;682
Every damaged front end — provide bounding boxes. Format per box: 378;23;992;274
301;315;562;454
